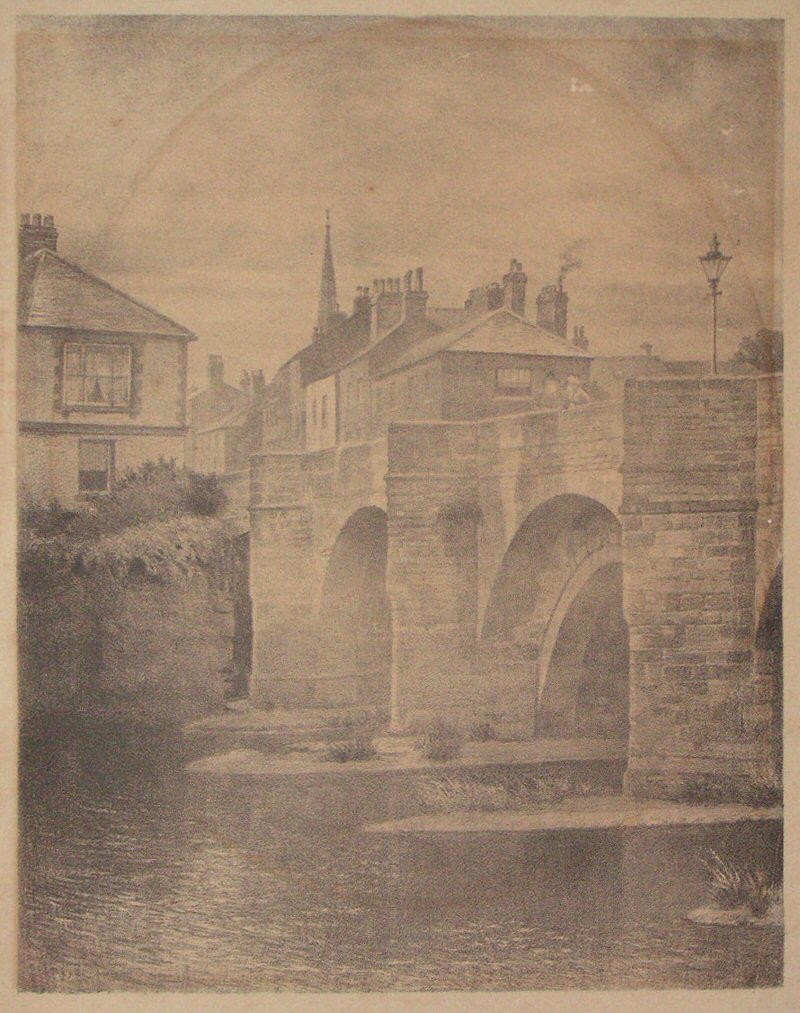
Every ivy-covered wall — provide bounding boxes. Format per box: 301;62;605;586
20;565;233;733
18;464;237;733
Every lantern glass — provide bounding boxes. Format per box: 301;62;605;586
699;233;732;284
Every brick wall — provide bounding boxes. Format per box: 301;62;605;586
621;376;776;799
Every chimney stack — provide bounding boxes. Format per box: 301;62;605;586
572;325;589;351
536;283;568;339
641;341;654;358
370;276;403;342
353;285;372;315
502;258;527;317
402;266;428;324
19;212;58;261
208;354;225;391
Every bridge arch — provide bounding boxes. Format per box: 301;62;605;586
479;493;628;738
317;506;392;707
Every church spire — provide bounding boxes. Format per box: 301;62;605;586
316;209;339;334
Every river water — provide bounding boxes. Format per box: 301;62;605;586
19;735;782;992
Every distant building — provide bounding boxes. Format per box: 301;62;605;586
17;214;196;506
186;217;709;475
190;360;269;473
244;220;593;457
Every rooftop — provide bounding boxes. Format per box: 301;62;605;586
380;306;592;376
18;248;196;339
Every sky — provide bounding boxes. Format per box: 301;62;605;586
17;15;783;390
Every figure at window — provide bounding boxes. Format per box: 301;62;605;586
565;373;591;407
541;372;564;409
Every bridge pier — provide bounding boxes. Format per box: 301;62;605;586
621;377;779;800
386;422;482;729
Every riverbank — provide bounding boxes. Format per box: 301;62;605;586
185;736;628;776
364;794;782;835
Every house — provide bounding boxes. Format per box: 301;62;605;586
17;213;197;506
189;359;271;478
187;355;249;473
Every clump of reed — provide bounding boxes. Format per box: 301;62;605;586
323;735;378;763
418;769;593;813
703;850;782;918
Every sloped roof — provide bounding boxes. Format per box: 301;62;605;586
18;248;196;338
428;306;470;329
381;307;591;375
301;304;371;385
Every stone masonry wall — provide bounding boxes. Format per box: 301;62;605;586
476;400;623;623
622;376;775;799
755;374;782;621
249;440;388;708
385;421;480;728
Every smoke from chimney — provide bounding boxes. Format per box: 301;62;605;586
557;241;585;287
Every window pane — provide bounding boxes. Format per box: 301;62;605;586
497;367;531;391
112;348;131;375
64;376;84;404
86;375;112;404
86;348;114;377
79;441;109;471
111;377;130;406
65;347;82;376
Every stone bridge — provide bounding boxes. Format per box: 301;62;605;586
246;374;782;799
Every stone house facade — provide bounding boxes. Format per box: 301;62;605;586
17;214;196;506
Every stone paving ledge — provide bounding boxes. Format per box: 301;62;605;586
364;796;783;835
185;738;628;776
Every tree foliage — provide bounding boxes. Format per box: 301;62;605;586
19;459;231;585
732;328;783;374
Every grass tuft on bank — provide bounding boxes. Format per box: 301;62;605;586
418;769;596;813
323;735;379;763
703;850;782;919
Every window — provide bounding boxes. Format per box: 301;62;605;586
312;399;317;426
495;367;532;394
64;343;132;408
321;394;328;428
357;379;364;404
78;440;114;493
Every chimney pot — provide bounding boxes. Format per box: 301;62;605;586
208;354;225;390
19;210;58;259
536;283;568;338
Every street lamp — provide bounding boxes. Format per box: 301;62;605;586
698;233;732;374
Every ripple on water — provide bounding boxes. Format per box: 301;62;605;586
19;755;783;992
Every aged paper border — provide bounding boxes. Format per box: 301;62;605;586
0;1;796;1009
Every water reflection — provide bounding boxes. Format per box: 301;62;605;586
19;735;782;992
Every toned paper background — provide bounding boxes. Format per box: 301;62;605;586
1;1;797;1009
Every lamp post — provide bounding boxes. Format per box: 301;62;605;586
698;233;732;374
